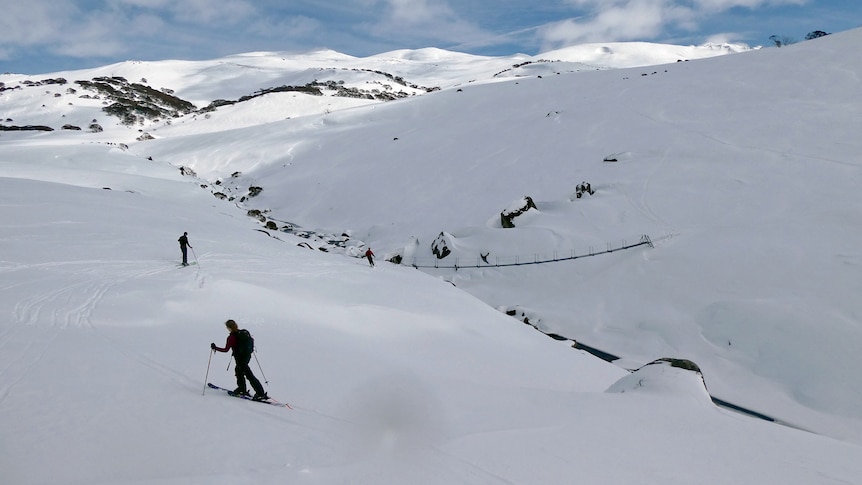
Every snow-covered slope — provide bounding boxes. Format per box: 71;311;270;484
132;30;862;441
2;33;861;484
538;40;753;68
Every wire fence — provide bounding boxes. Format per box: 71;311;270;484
404;234;653;269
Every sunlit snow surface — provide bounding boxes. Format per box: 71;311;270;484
2;34;861;484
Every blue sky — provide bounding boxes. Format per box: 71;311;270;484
1;0;860;75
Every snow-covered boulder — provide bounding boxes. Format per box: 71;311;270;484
432;231;454;259
606;358;711;405
500;196;537;228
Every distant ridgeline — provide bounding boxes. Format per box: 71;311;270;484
0;68;439;131
202;68;439;112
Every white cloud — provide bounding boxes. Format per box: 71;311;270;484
385;0;455;24
704;32;746;45
541;0;807;49
541;0;695;47
561;0;806;7
0;1;134;59
247;15;323;40
168;0;258;26
107;0;258;26
109;0;173;8
0;0;266;64
51;10;129;58
694;0;806;11
360;0;489;46
124;12;170;35
0;1;74;45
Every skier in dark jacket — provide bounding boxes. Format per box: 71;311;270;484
178;232;192;266
365;247;375;267
211;319;268;400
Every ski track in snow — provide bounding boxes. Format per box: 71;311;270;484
0;260;187;405
437;445;534;485
0;325;63;407
636;147;670;228
13;282;102;329
10;261;176;328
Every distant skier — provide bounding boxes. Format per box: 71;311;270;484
365;247;375;267
211;319;268;401
178;232;192;266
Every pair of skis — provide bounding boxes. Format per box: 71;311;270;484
207;383;291;409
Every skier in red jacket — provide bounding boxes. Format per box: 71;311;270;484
211;319;268;400
365;247;375;267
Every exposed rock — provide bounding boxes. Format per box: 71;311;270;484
0;124;54;131
652;358;702;373
247;209;266;222
432;231;454;259
75;77;196;126
500;196;537;228
179;166;197;177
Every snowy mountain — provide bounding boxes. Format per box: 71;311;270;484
0;40;749;137
2;32;862;484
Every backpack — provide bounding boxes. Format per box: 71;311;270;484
234;329;254;356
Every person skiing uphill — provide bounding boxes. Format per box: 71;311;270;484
365;247;375;267
178;232;192;266
211;319;268;401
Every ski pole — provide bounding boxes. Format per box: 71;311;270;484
191;247;200;267
203;349;214;395
253;351;269;384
